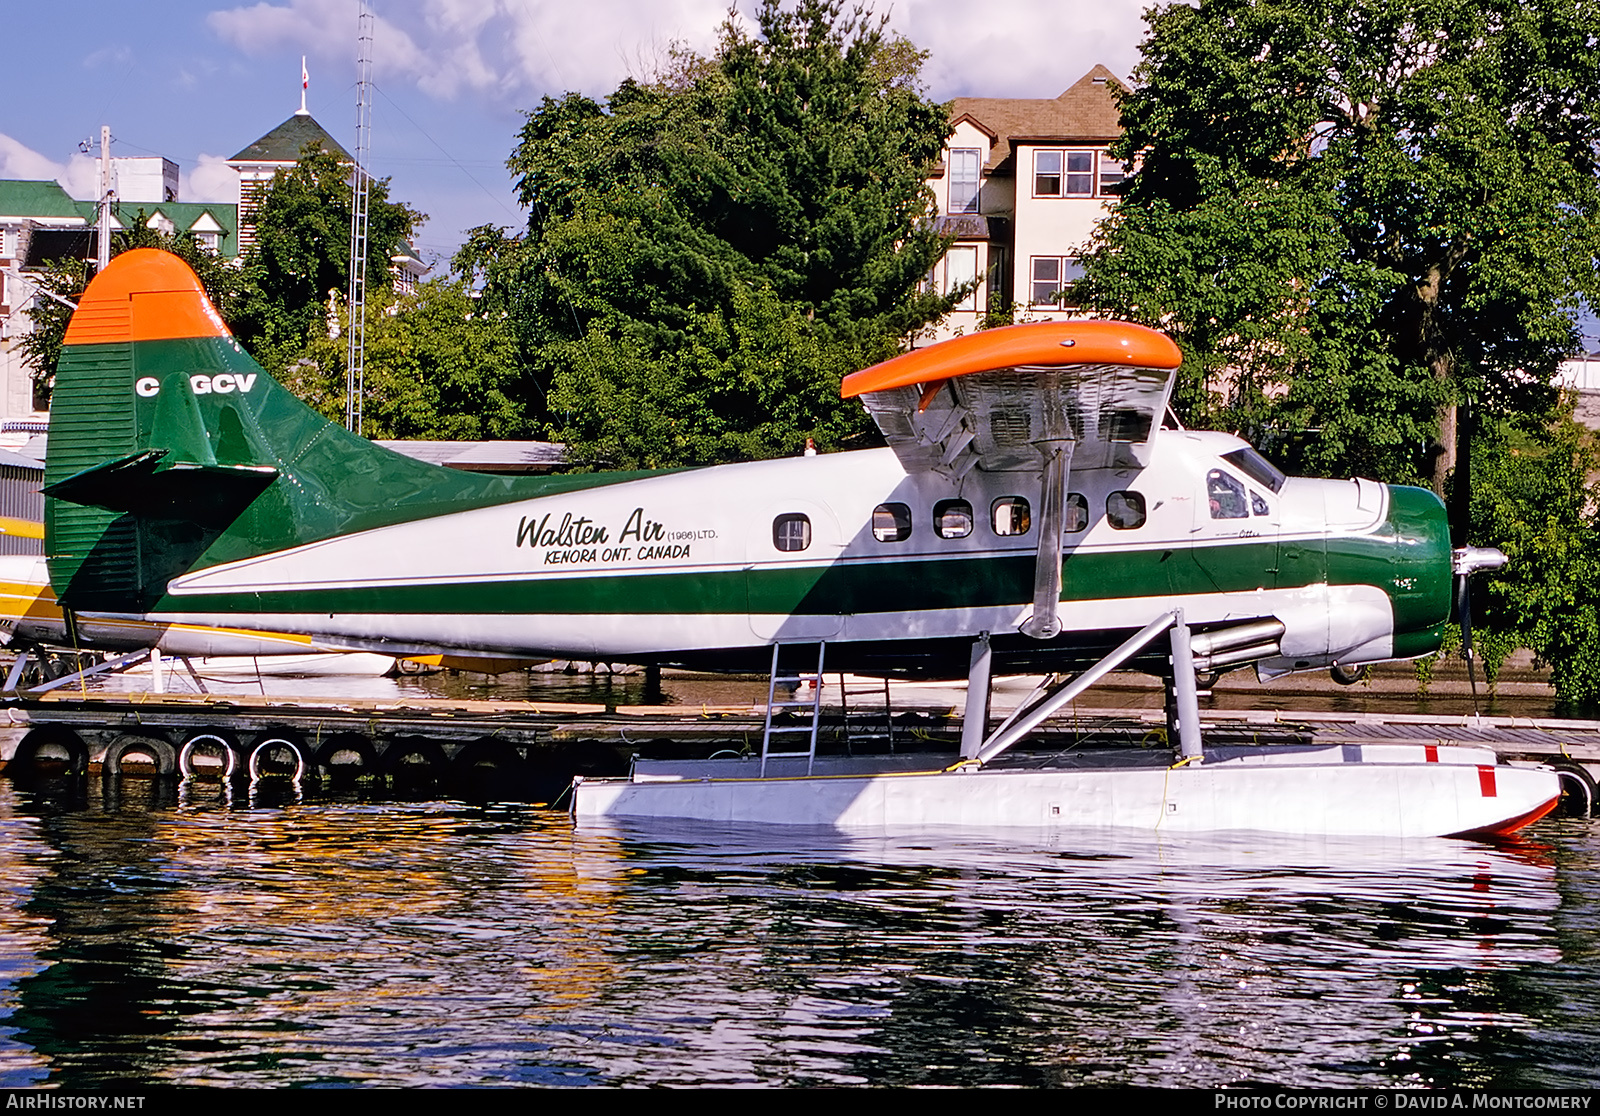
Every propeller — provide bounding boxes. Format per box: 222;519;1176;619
1452;546;1508;714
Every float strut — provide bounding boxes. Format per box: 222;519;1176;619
959;631;993;760
3;651;29;693
976;611;1179;765
28;649;152;694
1170;611;1203;760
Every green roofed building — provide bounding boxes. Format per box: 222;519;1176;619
0;177;239;422
228;107;351;257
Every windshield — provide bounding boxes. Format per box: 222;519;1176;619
1221;447;1286;494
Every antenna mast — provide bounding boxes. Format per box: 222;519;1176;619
345;0;374;434
96;126;112;275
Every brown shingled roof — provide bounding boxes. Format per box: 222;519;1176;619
949;65;1124;172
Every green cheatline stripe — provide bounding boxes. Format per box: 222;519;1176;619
153;524;1447;626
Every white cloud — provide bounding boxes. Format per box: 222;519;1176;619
891;0;1150;98
0;136;105;200
58;155;102;201
185;154;242;204
205;0;750;105
202;0;1153;108
0;135;67;182
82;45;134;71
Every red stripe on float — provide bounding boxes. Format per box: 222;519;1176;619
1478;765;1497;797
1425;745;1439;762
1448;797;1559;838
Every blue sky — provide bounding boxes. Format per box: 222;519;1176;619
1;0;1151;269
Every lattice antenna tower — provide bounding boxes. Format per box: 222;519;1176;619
345;0;374;434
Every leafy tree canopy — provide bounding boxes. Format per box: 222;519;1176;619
233;143;424;377
282;278;533;442
1471;411;1600;711
474;0;957;468
1081;0;1600;538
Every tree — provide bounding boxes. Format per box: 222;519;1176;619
478;0;956;468
1471;409;1600;712
282;278;533;441
232;144;424;378
1081;0;1600;539
19;216;247;405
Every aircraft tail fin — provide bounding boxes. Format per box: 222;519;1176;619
45;248;522;614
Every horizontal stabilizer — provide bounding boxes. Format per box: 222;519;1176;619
43;449;278;530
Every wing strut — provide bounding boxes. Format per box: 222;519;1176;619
1021;439;1072;640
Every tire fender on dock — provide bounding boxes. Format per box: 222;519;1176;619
9;725;90;778
178;730;241;781
249;730;309;784
105;733;177;777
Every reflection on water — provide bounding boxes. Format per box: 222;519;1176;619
0;777;1595;1088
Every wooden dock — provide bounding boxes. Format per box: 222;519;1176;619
0;689;1595;814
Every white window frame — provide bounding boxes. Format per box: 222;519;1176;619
1033;149;1098;198
948;147;981;214
1029;256;1086;307
944;245;978;311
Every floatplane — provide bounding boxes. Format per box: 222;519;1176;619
36;249;1559;836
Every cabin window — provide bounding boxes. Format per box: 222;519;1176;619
991;497;1031;537
872;503;912;543
1251;491;1271;517
773;513;812;552
1206;470;1248;519
1065;493;1089;532
933;499;973;539
1107;490;1146;530
1221;447;1286;494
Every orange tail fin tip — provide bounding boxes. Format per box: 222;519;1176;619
61;248;232;347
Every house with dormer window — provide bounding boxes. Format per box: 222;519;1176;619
923;65;1125;342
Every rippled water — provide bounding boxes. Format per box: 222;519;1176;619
0;776;1596;1089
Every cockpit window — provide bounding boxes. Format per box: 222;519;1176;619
1251;490;1270;517
1221;447;1286;494
1207;470;1248;519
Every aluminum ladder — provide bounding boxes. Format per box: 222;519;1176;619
760;641;826;777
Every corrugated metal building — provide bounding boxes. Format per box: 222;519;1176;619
0;446;43;555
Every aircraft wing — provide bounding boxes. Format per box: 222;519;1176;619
842;321;1183;476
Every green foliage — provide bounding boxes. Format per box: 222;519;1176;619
1082;0;1600;526
16;258;87;402
233;144;424;378
282;279;532;441
1471;411;1600;712
482;0;955;468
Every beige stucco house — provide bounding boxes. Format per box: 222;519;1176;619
924;65;1125;342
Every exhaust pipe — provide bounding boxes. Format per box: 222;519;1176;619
1194;640;1282;672
1189;619;1285;659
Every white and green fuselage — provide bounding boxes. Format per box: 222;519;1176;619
42;251;1452;677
